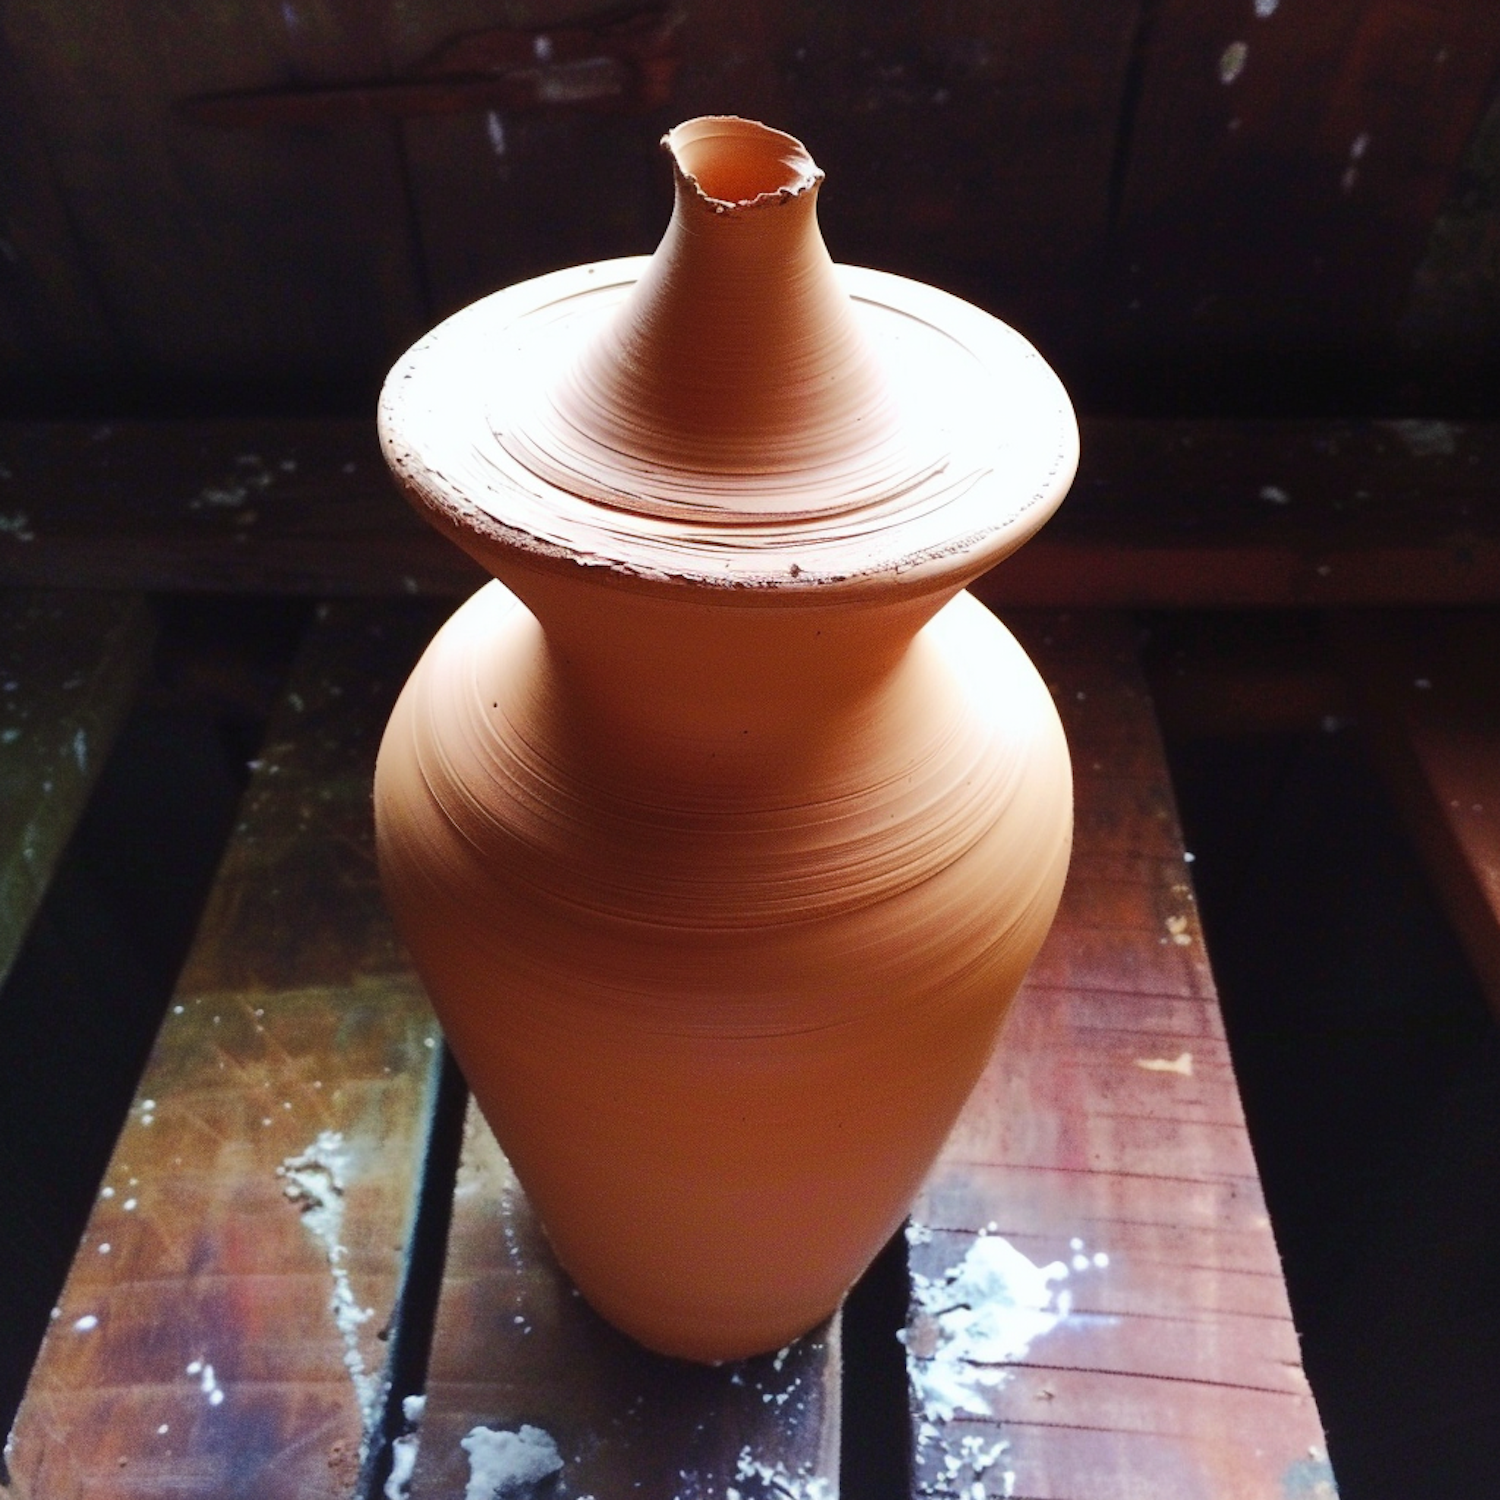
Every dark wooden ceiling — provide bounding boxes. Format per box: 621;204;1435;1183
2;0;1498;419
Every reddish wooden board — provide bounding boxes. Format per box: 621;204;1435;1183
4;600;449;1500
1;417;1497;607
904;612;1331;1500
403;1103;840;1499
0;590;156;986
1335;608;1500;1016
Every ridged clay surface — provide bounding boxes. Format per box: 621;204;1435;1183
375;117;1077;1361
375;582;1071;1360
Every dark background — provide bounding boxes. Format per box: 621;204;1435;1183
2;0;1500;422
3;3;1500;1495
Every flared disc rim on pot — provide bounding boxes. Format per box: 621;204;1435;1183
379;118;1078;603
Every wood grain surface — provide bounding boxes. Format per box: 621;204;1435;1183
1;1;1496;413
0;0;428;400
1109;0;1500;403
0;589;156;986
405;1102;840;1500
1;417;1496;606
903;611;1331;1500
4;599;450;1500
388;0;675;324
0;28;119;388
1335;608;1500;1017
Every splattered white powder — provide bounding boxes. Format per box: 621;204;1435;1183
1219;40;1248;84
385;1435;420;1500
905;1233;1071;1424
941;1434;1009;1497
733;1445;834;1500
1137;1051;1194;1076
384;1393;428;1499
185;1359;225;1406
278;1132;381;1447
1384;418;1459;458
903;1228;1112;1497
460;1424;563;1498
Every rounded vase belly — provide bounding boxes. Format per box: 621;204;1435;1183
375;581;1070;1361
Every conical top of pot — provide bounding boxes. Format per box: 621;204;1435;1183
497;117;947;524
380;116;1078;599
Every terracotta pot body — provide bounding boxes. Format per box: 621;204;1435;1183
375;118;1077;1363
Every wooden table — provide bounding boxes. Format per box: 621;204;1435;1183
4;417;1498;1499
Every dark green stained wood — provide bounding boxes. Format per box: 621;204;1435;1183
406;1101;841;1500
904;612;1330;1500
1402;89;1500;401
0;0;428;401
5;599;452;1500
0;589;156;986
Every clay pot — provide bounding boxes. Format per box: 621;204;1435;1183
375;117;1077;1362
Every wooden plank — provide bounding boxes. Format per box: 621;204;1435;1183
774;0;1142;357
0;0;427;402
389;0;678;323
390;0;1146;340
1140;613;1352;742
0;29;120;393
1108;0;1500;407
1334;608;1500;1016
2;417;1498;606
984;416;1500;609
4;599;451;1500
404;1103;839;1500
0;420;455;597
904;611;1331;1500
0;589;156;986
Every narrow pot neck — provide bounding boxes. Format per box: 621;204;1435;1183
505;560;956;789
542;117;905;516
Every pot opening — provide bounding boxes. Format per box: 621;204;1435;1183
665;116;821;208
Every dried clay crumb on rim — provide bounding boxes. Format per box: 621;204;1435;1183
664;115;824;211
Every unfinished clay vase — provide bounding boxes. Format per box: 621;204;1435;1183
375;117;1077;1362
